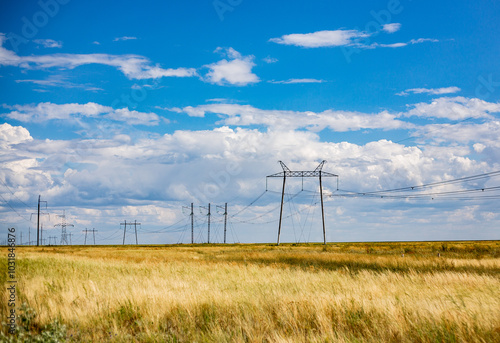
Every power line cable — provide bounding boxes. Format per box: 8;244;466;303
230;190;268;217
336;170;500;196
0;178;33;209
335;185;500;199
0;193;31;222
231;190;303;224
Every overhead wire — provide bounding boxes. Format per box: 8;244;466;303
346;170;500;195
328;170;500;201
0;193;31;222
300;189;319;243
230;190;268;217
0;178;34;209
99;229;123;242
334;185;500;200
231;190;304;224
286;191;298;243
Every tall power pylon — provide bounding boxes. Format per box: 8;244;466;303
267;161;338;245
54;210;74;245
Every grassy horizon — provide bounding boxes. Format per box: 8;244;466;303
1;241;499;342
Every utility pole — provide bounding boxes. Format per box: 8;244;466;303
224;202;228;244
267;161;338;245
134;220;138;245
183;203;195;244
29;227;31;246
20;232;23;246
31;195;48;246
54;210;74;245
122;220;127;245
208;203;211;244
217;203;229;244
37;195;39;245
191;203;194;244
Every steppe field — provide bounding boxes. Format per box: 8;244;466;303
1;241;499;342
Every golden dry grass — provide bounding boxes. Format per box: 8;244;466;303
1;241;499;342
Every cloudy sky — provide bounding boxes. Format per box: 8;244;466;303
1;0;499;245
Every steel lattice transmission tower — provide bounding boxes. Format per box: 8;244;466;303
54;210;74;245
267;160;338;245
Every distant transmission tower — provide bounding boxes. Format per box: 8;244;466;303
121;220;140;245
83;228;98;245
54;210;74;245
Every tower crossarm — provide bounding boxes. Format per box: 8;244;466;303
267;170;338;178
267;160;338;178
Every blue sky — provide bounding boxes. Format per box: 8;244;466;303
1;0;499;245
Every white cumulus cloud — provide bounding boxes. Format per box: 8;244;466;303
0;33;196;80
204;48;259;86
170;103;409;132
2;102;161;126
382;23;401;33
269;29;369;48
405;97;500;120
0;123;33;147
113;36;138;42
269;78;325;84
33;39;63;48
397;87;461;96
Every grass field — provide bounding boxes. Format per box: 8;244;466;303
1;241;499;342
